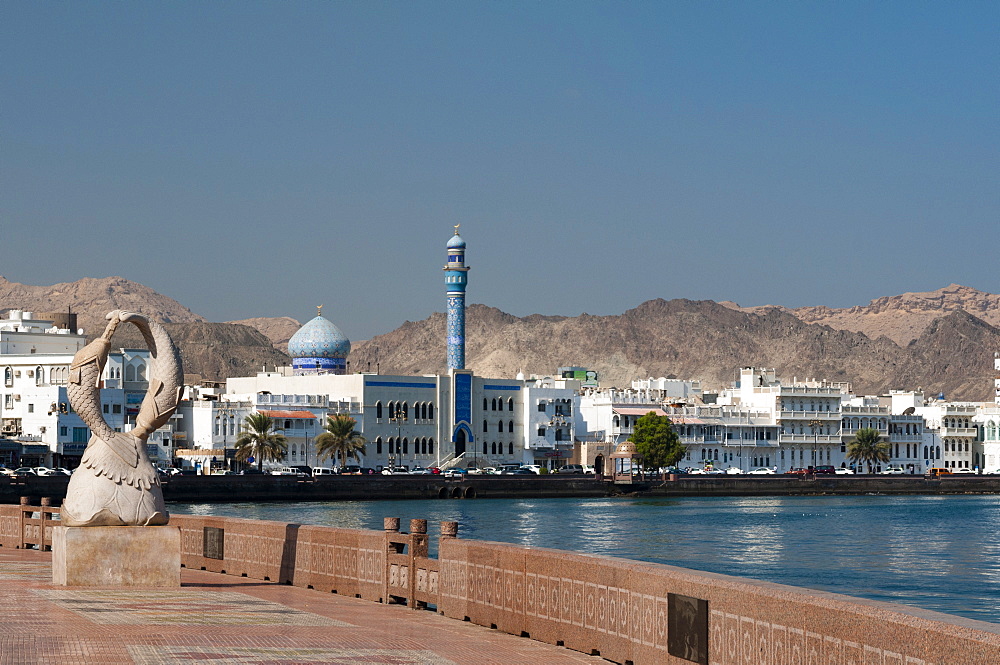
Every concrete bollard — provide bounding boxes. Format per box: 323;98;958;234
440;521;458;538
410;519;427;535
384;517;400;532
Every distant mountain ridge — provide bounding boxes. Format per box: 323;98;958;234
2;276;998;400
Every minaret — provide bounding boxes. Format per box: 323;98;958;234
444;225;469;371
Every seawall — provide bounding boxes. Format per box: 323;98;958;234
4;474;1000;504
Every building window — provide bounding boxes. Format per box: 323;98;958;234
482;441;487;454
35;366;43;386
491;399;497;411
508;398;514;411
508;442;513;455
3;367;11;387
537;426;546;436
508;420;514;433
428;438;434;455
428;404;434;420
483;398;488;410
27;404;33;413
491;442;497;455
483;420;488;433
376;402;383;419
497;420;503;432
537;403;546;412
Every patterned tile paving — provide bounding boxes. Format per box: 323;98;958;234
0;560;52;580
34;589;349;626
127;646;457;664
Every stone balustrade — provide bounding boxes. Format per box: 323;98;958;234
1;499;997;664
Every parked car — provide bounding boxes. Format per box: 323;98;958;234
556;464;585;474
312;467;336;476
443;468;466;478
504;468;535;476
724;467;744;475
880;465;906;475
381;465;411;475
520;465;542;475
13;467;37;477
582;465;596;475
338;465;362;475
239;468;265;475
0;467;16;477
834;467;855;475
952;468;976;474
271;467;308;477
465;467;485;475
813;465;836;475
925;467;952;478
748;467;775;475
33;467;58;476
788;467;811;476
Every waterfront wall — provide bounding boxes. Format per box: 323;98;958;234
5;474;1000;505
4;500;998;664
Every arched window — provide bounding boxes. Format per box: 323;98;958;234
508;420;514;433
428;438;434;455
376;437;383;455
613;416;620;428
421;403;428;419
491;398;497;411
3;367;11;387
483;420;488;432
482;441;488;454
508;398;514;411
35;366;43;386
125;364;136;381
402;438;408;454
401;403;408;420
508;442;513;455
428;404;435;420
491;442;497;455
555;429;563;442
483;398;488;410
376;402;383;419
497;420;503;432
137;363;146;381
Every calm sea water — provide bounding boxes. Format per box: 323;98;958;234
169;494;1000;624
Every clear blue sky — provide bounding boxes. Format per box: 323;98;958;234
3;2;997;340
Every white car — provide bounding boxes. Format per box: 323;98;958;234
748;467;775;475
33;467;58;476
521;465;542;475
834;468;855;475
724;467;744;475
880;466;906;475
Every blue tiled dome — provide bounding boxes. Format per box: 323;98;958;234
447;232;466;249
287;316;351;359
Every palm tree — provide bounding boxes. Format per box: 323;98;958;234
847;427;890;473
315;414;367;469
234;412;288;472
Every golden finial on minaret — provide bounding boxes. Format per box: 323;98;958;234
317;305;323;317
454;223;460;234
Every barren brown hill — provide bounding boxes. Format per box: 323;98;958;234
226;316;302;354
0;276;205;335
727;284;1000;346
350;301;1000;401
108;322;290;384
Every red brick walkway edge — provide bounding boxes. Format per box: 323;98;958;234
5;500;998;665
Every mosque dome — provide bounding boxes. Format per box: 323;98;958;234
447;232;466;249
288;315;351;360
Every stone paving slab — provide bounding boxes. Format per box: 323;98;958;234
0;548;610;665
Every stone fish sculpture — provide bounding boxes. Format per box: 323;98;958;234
61;311;183;527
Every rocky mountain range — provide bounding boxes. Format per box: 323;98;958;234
2;277;999;401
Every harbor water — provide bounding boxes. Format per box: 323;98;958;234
170;494;1000;624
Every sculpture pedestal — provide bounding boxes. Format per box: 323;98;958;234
52;526;181;587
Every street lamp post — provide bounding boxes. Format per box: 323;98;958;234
389;405;405;472
809;418;823;471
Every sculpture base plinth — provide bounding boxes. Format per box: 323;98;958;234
52;525;181;587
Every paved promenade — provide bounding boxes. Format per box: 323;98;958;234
0;548;608;665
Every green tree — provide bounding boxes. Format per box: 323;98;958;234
847;427;890;473
314;414;367;468
234;412;288;472
630;411;685;473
